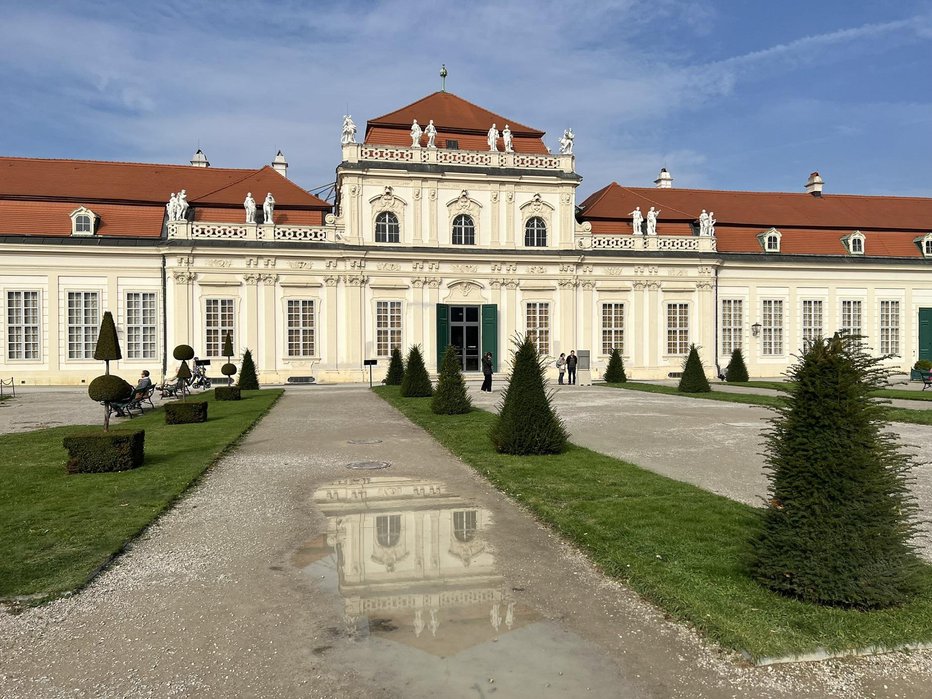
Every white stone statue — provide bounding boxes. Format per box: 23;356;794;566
176;189;189;221
410;119;422;148
708;211;716;237
487;123;499;152
424;119;437;149
698;209;710;236
341;115;357;145
263;192;275;224
166;193;178;221
630;206;643;235
559;128;575;155
646;206;660;236
502;124;513;153
244;192;257;224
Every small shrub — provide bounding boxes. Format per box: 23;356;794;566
603;348;627;383
173;344;195;361
401;345;433;397
238;349;260;390
88;375;133;403
384;347;405;385
432;345;472;414
914;359;932;372
214;386;242;401
725;348;750;383
165;401;208;424
678;344;711;392
63;430;145;474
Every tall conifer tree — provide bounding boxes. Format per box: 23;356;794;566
400;345;433;397
432;345;472;414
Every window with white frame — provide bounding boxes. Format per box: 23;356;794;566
720;299;743;355
601;303;624;355
7;291;40;360
526;302;550;356
205;298;234;357
761;299;784;355
453;510;478;542
840;300;863;336
666;303;689;355
67;291;99;359
286;299;316;357
801;300;823;347
847;232;865;255
923;235;932;257
452;214;475;245
525;217;547;247
376;301;402;357
760;228;782;253
125;292;157;359
375;212;400;243
880;300;900;355
70;207;96;236
75;214;92;234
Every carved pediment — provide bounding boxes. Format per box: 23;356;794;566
443;279;486;302
519;193;555;215
368;185;407;212
445;189;482;216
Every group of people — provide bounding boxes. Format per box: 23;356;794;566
555;350;579;385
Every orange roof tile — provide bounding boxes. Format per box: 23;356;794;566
365;125;549;154
194;206;323;226
0;199;164;237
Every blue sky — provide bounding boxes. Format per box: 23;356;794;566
0;0;930;198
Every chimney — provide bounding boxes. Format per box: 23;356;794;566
654;167;673;188
272;150;288;178
190;149;209;168
805;171;823;196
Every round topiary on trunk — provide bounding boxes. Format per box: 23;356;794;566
725;348;750;383
751;334;922;609
384;347;405;386
604;347;627;383
88;375;133;403
238;349;259;390
400;345;433;397
173;344;195;361
490;335;567;455
432;345;472;414
678;344;711;392
221;362;237;386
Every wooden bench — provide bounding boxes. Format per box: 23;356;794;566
110;385;157;418
922;372;932;391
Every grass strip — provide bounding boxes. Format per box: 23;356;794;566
374;385;932;660
0;389;282;602
731;380;932;403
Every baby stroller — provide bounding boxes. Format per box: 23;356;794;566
190;358;212;390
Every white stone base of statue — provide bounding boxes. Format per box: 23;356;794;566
577;369;592;386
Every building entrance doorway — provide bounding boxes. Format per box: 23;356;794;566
449;306;481;371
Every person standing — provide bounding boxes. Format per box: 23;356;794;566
481;352;493;392
556;353;567;384
566;350;578;385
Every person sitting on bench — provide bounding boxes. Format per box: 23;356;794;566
114;370;152;416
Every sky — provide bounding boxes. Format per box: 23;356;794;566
0;0;930;199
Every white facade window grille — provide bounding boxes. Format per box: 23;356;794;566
601;303;624;355
7;291;40;360
287;299;316;357
526;302;550;356
376;301;402;357
452;214;475;245
720;299;743;355
125;292;157;359
375;212;400;243
840;300;862;336
880;300;900;355
761;299;784;355
666;303;689;355
67;291;99;359
801;300;823;348
525;217;547;247
205;298;234;357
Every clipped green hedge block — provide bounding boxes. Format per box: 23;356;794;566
165;401;208;424
214;387;242;401
63;430;145;474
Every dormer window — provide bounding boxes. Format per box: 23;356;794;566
845;231;865;255
919;233;932;258
759;227;781;253
69;207;97;236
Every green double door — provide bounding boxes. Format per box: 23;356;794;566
920;308;932;362
436;304;498;372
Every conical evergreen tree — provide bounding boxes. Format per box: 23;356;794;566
752;334;921;608
432;345;472;414
678;344;711;392
490;335;568;455
238;349;260;390
725;348;750;383
400;345;433;397
604;347;627;383
384;347;405;386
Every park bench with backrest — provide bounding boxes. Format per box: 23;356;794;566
109;384;157;418
921;372;932;391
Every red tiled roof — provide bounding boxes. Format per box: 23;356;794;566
194;206;324;226
365;125;549;154
0;199;164;237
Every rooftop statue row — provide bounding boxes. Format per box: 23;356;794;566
628;207;717;236
244;192;276;224
166;190;189;222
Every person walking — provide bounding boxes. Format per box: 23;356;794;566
556;353;567;384
481;352;493;392
566;350;578;385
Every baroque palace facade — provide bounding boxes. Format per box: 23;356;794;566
2;90;932;385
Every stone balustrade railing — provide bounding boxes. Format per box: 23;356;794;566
575;233;717;252
342;142;575;173
168;221;342;243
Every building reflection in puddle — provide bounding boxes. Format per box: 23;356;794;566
299;476;533;656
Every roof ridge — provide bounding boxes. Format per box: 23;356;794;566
618;185;932;202
616;185;695;219
367;90;543;135
578;181;618;212
0;154;263;173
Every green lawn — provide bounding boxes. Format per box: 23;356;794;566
0;390;282;602
375;385;932;661
730;380;932;403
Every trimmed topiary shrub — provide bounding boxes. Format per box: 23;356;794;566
751;334;922;609
214;386;242;401
384;347;405;386
432;345;472;415
914;359;932;372
490;335;567;455
64;430;145;474
603;347;627;383
173;344;195;361
88;375;133;404
678;344;711;393
400;345;433;397
221;332;237;386
725;348;750;383
238;349;259;390
88;310;128;432
165;401;208;424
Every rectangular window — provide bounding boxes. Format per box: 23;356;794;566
761;299;784;355
526;302;551;356
880;300;900;355
7;291;40;360
376;301;402;357
125;292;157;359
67;291;99;359
666;303;689;355
720;299;743;355
287;299;316;357
601;303;624;355
801;300;823;347
841;300;863;336
205;298;234;357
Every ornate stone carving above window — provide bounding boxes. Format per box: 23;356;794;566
369;186;407;243
519;194;555;247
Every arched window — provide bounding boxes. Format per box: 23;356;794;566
850;236;863;254
375;212;400;243
75;214;91;233
525;217;547;247
452;214;475;245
